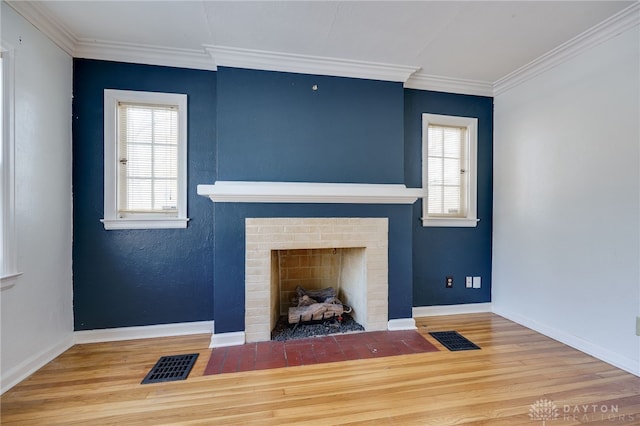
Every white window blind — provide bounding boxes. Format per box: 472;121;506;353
117;102;179;216
427;124;467;217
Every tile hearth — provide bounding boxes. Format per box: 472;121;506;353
203;330;438;375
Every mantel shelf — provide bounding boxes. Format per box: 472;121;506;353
197;181;425;204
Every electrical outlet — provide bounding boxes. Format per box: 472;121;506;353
466;277;473;288
445;276;453;288
472;276;481;289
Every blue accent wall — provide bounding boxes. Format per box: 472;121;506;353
404;89;493;306
72;59;217;330
216;67;405;183
71;59;493;332
214;68;413;332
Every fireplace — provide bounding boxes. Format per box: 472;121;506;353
245;217;389;343
198;181;423;347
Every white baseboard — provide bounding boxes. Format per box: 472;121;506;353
1;321;215;394
493;307;640;377
1;334;75;395
387;318;417;331
210;331;245;348
412;302;492;318
74;320;214;344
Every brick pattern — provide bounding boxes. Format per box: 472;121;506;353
204;330;439;375
245;218;389;343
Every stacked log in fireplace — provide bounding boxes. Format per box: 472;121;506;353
271;285;364;341
288;286;351;324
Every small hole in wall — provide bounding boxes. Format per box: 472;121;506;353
312;84;318;91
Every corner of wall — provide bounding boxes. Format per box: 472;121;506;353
1;333;75;395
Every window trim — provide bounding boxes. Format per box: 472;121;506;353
102;89;189;230
421;113;479;228
1;43;22;288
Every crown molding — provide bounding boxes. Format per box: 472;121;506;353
205;45;420;83
6;0;76;56
6;0;214;71
8;0;637;96
74;39;216;71
405;73;493;97
493;2;640;96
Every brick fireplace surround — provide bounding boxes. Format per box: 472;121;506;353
245;217;389;343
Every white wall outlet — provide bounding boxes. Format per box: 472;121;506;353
466;277;473;288
472;276;481;289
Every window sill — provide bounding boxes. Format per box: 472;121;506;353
1;272;23;290
101;218;190;230
421;217;479;228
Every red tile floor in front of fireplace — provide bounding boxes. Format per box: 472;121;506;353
203;330;438;375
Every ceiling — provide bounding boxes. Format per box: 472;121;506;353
7;1;637;95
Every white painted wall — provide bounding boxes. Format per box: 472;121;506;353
1;4;74;392
493;25;640;375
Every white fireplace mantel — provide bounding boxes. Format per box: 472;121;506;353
197;181;425;204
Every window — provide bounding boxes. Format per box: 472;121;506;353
422;113;478;227
102;90;188;230
1;44;21;288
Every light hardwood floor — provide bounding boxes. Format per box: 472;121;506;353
2;313;639;425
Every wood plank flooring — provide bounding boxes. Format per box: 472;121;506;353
2;313;639;425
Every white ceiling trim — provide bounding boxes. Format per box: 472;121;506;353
405;73;493;97
205;45;420;83
74;39;216;71
7;1;638;97
6;0;76;56
6;0;215;71
494;2;640;96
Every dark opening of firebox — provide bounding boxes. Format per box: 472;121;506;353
270;248;366;341
271;312;364;341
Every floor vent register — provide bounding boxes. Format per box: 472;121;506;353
141;353;199;384
429;331;481;351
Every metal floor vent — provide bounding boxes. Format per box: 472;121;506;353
141;353;199;384
429;331;481;351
